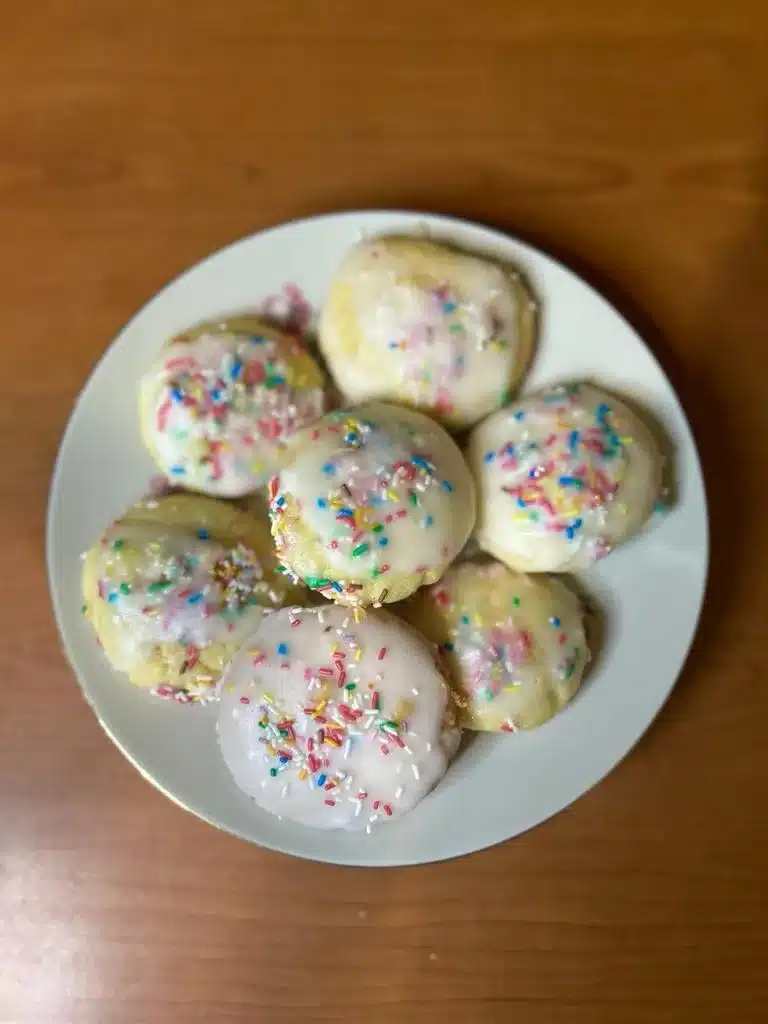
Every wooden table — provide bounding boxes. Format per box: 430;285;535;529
2;2;766;1021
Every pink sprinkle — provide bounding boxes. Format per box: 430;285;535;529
164;356;196;372
324;799;336;807
373;800;381;810
395;509;408;519
156;397;172;432
383;804;393;817
377;647;387;661
239;696;250;705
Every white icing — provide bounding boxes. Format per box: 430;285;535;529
468;385;662;572
93;522;267;670
269;404;475;598
139;331;325;497
319;238;532;427
217;606;459;830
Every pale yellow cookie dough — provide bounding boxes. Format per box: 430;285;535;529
400;559;589;731
81;493;305;702
269;402;476;606
318;236;536;430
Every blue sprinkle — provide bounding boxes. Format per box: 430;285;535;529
377;536;389;547
573;517;583;530
565;527;575;540
441;480;453;493
528;469;537;479
442;642;455;652
317;773;327;786
412;456;432;470
279;756;289;764
332;582;343;593
513;410;526;421
443;301;457;313
559;476;583;488
231;357;243;379
516;497;526;508
170;465;185;475
423;515;434;528
316;498;328;509
322;462;336;476
483;451;496;463
569;430;579;451
107;592;118;603
197;529;210;539
170;387;184;402
596;403;610;421
250;335;266;344
187;592;204;604
461;615;470;625
275;496;285;507
550;617;561;627
503;442;516;455
277;642;289;656
210;388;221;402
388;341;399;349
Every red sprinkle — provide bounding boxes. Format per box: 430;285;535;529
377;647;387;661
324;799;336;807
383;804;393;817
373;800;381;810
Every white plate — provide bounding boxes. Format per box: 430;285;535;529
47;211;708;866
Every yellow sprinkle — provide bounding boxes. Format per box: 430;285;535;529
247;648;263;656
298;769;308;780
263;692;274;704
618;503;628;514
387;490;399;502
620;436;634;445
353;606;365;624
354;648;363;661
325;737;341;747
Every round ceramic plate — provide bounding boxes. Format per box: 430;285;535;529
47;211;708;866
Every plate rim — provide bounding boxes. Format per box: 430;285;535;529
46;208;710;866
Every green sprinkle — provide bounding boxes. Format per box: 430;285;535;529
381;720;398;732
345;682;356;692
112;538;124;550
119;583;131;595
304;576;332;587
512;597;521;607
500;390;513;405
80;603;87;614
148;580;171;593
372;524;384;533
409;492;419;506
269;767;278;777
351;543;369;558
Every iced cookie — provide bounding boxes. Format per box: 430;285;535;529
81;493;304;702
217;604;459;830
468;384;663;571
139;316;327;497
401;560;589;731
318;236;536;430
268;402;476;606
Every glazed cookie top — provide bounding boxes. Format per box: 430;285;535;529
139;317;326;497
82;494;302;700
319;236;536;429
402;561;589;731
90;522;267;660
217;605;459;830
468;384;663;571
268;403;476;605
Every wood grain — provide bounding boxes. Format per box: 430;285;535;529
1;1;767;1021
